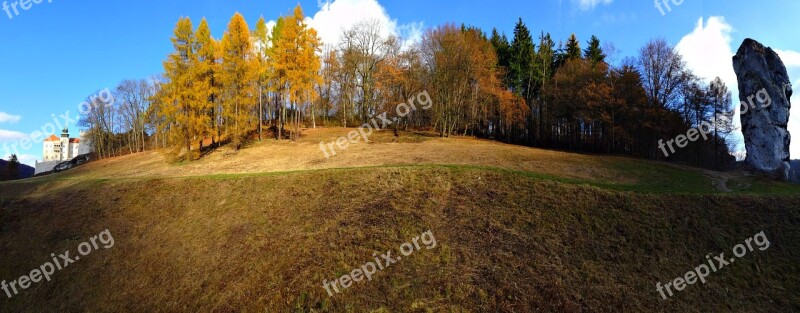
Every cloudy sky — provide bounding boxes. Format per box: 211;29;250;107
1;0;798;166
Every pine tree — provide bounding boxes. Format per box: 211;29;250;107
489;29;511;88
220;12;257;149
566;34;582;60
3;154;20;180
510;18;537;144
510;18;536;100
584;35;606;64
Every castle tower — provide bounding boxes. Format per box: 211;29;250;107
60;127;70;161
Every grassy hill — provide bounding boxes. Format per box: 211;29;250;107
1;128;798;312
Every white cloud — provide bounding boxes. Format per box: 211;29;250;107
0;129;27;142
775;49;800;68
302;0;423;49
676;17;737;89
0;112;21;123
576;0;612;11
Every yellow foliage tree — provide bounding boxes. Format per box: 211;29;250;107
194;17;218;149
220;12;258;149
271;5;321;141
159;17;211;159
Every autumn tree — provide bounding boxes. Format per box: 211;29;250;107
421;24;472;137
220;12;257;149
252;17;270;141
609;60;649;155
194;18;220;147
159;17;198;156
268;16;287;138
271;5;321;141
420;25;525;138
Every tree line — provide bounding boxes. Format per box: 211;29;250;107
78;5;737;170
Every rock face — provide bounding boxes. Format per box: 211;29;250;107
733;38;792;180
791;160;800;184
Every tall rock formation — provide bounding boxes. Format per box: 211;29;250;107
733;38;792;180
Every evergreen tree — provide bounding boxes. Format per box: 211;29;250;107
566;34;581;60
509;19;538;144
584;35;606;64
489;28;511;88
3;154;20;180
510;18;536;101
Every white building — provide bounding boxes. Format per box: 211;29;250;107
35;128;92;175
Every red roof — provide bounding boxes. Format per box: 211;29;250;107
44;135;80;143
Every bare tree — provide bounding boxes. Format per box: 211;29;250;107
339;19;395;124
116;79;154;153
637;38;688;110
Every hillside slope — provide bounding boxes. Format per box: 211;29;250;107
1;128;799;312
22;128;798;195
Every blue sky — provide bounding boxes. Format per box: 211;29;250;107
1;0;798;166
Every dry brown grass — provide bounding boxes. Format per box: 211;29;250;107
0;167;798;312
45;128;635;185
1;128;799;312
